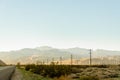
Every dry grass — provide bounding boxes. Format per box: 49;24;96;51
70;65;120;80
54;75;72;80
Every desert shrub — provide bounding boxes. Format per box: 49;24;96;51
25;65;31;71
41;65;72;78
25;64;35;71
71;65;89;69
31;65;44;74
70;65;109;69
25;64;72;78
79;76;99;80
94;65;109;68
72;67;83;73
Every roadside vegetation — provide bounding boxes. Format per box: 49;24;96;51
17;64;120;80
25;64;72;78
20;68;52;80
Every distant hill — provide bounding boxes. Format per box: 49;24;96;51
0;46;119;64
0;60;6;66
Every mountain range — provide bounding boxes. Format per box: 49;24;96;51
0;46;120;65
0;60;6;66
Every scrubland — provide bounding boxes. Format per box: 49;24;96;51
17;64;120;80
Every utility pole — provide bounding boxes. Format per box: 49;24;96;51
60;57;62;65
71;54;73;65
47;59;48;65
42;60;45;65
52;58;54;63
76;60;79;65
89;49;92;66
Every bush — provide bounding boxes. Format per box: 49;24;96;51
25;65;31;71
79;76;99;80
25;64;35;71
25;64;72;78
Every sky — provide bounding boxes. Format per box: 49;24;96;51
0;0;120;51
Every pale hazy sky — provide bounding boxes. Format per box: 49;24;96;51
0;0;120;51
